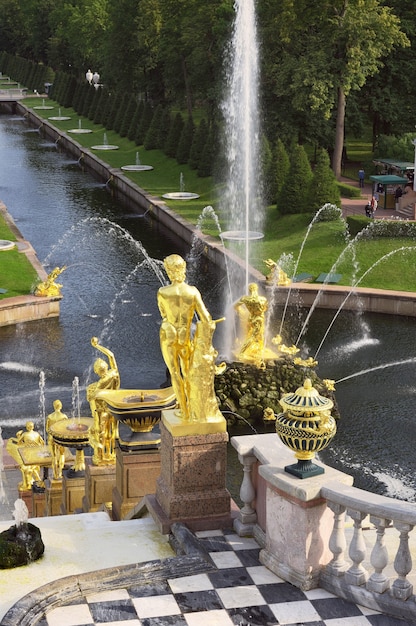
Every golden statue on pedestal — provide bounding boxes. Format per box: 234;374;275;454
234;283;268;367
6;422;45;491
264;259;291;286
87;337;120;465
34;266;66;297
46;399;68;480
157;254;225;428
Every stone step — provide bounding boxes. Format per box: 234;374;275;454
396;203;415;219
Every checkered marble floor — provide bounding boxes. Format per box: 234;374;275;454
38;531;411;626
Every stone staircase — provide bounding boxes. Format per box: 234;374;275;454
397;190;416;220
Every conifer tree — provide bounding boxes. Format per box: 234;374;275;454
165;113;184;159
189;119;207;170
309;147;341;213
119;96;137;138
127;101;144;142
274;138;290;206
144;104;165;150
135;101;153;146
279;144;313;214
176;116;195;165
261;135;274;205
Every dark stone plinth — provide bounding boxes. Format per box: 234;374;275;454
112;444;161;521
0;522;44;568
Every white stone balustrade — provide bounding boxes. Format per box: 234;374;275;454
231;434;416;622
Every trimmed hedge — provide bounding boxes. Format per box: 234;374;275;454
347;215;416;238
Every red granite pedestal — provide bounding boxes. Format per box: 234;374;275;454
82;463;116;513
45;478;63;516
112;444;161;521
60;472;86;514
146;411;232;534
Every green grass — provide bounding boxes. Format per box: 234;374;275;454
7;95;416;296
253;211;416;291
0;214;39;298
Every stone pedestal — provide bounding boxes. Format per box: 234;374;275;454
148;411;231;533
32;489;46;517
83;463;116;513
60;472;86;515
45;478;63;516
112;444;161;521
258;462;353;591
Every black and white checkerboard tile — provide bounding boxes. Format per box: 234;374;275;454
40;531;411;626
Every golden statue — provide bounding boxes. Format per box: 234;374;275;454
35;266;66;297
157;254;223;424
293;356;318;368
271;334;300;356
264;259;291;286
87;337;120;465
46;399;68;479
188;318;226;423
6;422;44;491
234;283;279;367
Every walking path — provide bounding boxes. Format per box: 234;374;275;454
340;177;398;220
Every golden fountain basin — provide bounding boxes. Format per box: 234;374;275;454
96;387;176;431
95;387;176;449
49;417;93;446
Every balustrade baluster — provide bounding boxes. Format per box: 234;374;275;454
391;522;414;600
345;509;368;586
367;516;391;593
233;453;257;536
325;501;348;576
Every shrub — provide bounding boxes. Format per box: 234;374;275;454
337;182;362;199
314;203;343;222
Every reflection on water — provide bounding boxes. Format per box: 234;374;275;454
1;114;416;502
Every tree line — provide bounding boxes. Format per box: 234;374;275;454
0;0;414;181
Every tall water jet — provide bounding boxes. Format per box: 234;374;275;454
220;0;264;293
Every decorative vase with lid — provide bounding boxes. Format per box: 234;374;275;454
275;378;337;478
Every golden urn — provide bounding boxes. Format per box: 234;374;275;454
275;378;336;478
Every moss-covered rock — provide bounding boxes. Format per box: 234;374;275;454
0;523;44;569
215;359;338;426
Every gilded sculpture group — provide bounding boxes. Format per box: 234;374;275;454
8;253;289;490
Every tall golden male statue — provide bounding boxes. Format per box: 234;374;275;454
157;254;224;423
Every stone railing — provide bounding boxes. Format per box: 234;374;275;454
231;433;416;622
320;480;416;622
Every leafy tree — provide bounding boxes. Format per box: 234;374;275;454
309;148;341;213
260;0;409;179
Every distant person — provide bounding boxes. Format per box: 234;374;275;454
395;186;403;209
358;168;365;188
370;196;378;215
